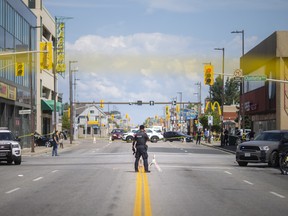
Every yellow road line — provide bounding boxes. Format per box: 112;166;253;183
133;167;152;216
143;172;152;216
134;170;142;216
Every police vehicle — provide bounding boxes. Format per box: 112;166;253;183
0;127;21;165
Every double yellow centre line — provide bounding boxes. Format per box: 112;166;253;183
133;167;152;216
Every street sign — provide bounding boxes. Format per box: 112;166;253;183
244;75;267;81
19;109;31;115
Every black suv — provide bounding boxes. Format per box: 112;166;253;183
0;128;21;165
163;131;193;142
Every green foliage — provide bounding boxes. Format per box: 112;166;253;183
62;110;70;131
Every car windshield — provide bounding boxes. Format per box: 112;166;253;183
254;132;282;141
0;132;15;140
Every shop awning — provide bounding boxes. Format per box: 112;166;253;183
41;99;62;112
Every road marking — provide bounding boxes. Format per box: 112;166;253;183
134;168;152;216
51;170;59;173
224;171;232;175
243;180;254;185
134;169;143;216
270;191;285;199
6;188;20;194
18;174;24;177
143;171;152;216
33;177;43;182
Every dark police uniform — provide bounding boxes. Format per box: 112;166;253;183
132;129;149;172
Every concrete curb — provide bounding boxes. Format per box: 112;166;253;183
22;140;79;157
201;142;236;155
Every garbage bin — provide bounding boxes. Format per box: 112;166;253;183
228;135;240;146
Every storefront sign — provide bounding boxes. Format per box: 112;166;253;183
56;22;66;73
0;82;16;101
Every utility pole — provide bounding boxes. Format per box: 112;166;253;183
69;60;77;144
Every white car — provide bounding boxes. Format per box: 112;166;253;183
0;128;22;165
122;128;163;143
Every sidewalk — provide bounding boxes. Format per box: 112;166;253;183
201;140;237;154
21;139;79;157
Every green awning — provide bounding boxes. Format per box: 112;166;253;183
41;99;62;112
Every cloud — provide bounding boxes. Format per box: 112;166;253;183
145;0;288;13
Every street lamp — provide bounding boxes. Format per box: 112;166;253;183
231;30;245;130
214;48;225;145
69;60;77;144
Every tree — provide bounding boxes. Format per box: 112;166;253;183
225;77;240;105
210;75;240;105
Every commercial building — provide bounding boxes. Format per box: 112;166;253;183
0;0;37;147
23;0;62;137
0;0;62;147
241;31;288;133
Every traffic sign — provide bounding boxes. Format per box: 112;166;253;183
19;109;31;115
244;75;267;81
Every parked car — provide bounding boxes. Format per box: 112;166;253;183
122;128;163;143
236;130;288;167
163;131;193;142
0;128;21;165
122;129;138;142
145;128;163;143
34;132;53;147
110;129;125;141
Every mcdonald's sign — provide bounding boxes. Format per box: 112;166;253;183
205;101;222;115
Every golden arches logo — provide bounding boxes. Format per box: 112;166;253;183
205;101;222;115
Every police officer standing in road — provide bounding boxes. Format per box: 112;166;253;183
132;125;150;173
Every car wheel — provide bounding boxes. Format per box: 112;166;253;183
268;151;279;167
45;141;51;147
126;136;133;143
7;158;13;165
237;161;248;167
150;136;159;143
14;157;21;165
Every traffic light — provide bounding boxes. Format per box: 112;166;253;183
176;104;180;113
149;101;155;106
111;114;114;120
165;106;169;116
100;100;104;108
204;65;214;85
40;42;53;70
172;100;176;106
15;62;24;76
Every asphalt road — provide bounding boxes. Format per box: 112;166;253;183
0;139;288;216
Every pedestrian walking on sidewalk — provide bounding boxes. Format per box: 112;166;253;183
132;125;150;173
59;131;65;149
52;130;59;156
196;129;202;144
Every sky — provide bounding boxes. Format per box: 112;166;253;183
43;0;288;125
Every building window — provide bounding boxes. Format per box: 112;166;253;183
28;0;36;9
